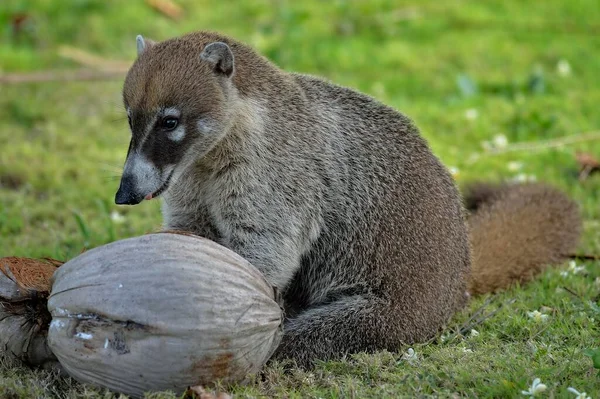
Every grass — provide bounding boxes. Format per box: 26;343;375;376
1;0;599;397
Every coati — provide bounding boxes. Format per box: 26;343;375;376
115;31;582;368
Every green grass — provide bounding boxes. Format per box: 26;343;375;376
1;0;599;397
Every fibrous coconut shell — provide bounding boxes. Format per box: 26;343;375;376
47;232;283;398
0;257;61;369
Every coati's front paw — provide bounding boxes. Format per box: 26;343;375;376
268;339;312;370
267;327;328;370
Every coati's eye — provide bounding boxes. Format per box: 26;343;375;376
161;117;179;131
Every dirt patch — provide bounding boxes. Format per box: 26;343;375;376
0;173;24;190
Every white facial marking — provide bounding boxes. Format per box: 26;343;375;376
123;152;161;196
168;125;186;142
197;118;215;134
163;107;180;118
162;107;184;141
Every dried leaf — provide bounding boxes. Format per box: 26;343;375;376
575;151;600;180
146;0;183;20
10;13;30;37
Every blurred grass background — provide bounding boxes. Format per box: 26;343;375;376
0;1;599;398
1;0;600;258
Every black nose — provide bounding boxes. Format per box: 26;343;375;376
115;175;143;205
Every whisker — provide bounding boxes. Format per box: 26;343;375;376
98;163;123;174
108;116;128;124
102;99;124;109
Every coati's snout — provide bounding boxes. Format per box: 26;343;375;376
115;174;140;205
115;150;175;205
116;35;237;206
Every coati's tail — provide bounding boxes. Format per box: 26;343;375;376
464;182;582;295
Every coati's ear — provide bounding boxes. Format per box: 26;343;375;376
136;35;155;56
200;42;234;77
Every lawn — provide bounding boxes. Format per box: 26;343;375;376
0;0;599;397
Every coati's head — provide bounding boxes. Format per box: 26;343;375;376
115;34;237;205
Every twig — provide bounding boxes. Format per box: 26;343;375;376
436;297;515;345
458;298;516;336
0;69;126;84
568;253;600;261
57;45;131;71
458;296;494;332
484;131;600;156
562;286;583;300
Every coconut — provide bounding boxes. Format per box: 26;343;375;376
47;232;283;398
0;257;61;369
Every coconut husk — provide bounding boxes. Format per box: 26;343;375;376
0;257;61;295
47;233;283;398
0;257;61;370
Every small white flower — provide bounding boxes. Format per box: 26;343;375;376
470;329;480;337
303;373;315;385
462;347;474;353
448;166;460;177
110;211;125;224
569;260;586;274
493;134;508;149
557;59;572;77
567;387;591;399
465;108;479;120
512;173;537;183
401;348;418;365
508;161;524;172
527;310;549;323
562;261;587;276
521;378;548;396
513;174;528;182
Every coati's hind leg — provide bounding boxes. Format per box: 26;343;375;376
270;294;418;369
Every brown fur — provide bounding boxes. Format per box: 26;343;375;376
464;182;581;295
116;31;582;369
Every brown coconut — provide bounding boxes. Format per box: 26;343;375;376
47;232;283;398
0;257;61;369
